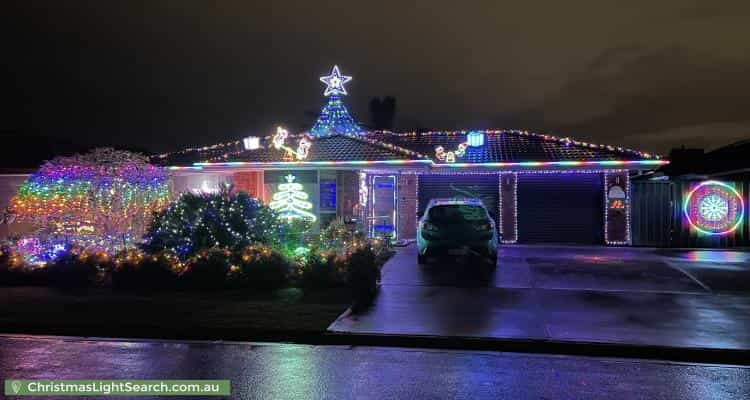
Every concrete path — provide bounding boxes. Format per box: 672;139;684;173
1;335;748;400
329;245;750;350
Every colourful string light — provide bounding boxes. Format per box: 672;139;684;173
10;149;171;256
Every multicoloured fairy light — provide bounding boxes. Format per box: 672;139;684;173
683;180;744;236
9;149;171;255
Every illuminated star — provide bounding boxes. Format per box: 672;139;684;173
319;65;352;96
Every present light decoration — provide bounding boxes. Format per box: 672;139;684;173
467;131;485;147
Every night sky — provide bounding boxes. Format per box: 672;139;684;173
2;0;749;155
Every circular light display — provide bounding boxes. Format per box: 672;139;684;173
683;181;744;235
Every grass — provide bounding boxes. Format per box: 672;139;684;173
0;286;351;342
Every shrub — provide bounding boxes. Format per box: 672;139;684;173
276;219;314;258
0;245;29;286
42;246;103;287
180;248;231;289
299;250;347;289
142;189;281;260
231;245;290;290
112;250;178;289
347;246;380;313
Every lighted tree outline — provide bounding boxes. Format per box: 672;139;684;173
269;174;317;222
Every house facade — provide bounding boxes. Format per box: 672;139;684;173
152;65;671;246
154;128;667;246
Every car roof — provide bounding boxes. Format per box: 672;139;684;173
426;198;486;207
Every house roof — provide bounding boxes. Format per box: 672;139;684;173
154;134;424;167
153;129;665;169
376;130;657;163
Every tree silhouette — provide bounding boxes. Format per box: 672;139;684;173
369;96;396;130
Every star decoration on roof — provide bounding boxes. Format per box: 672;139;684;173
319;65;352;96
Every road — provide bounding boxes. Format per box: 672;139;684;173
0;335;748;399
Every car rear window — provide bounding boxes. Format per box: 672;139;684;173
427;204;487;223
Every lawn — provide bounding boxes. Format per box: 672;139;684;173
0;286;350;341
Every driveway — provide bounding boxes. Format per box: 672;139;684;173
329;244;750;350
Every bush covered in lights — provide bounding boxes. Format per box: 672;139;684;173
112;250;179;289
230;244;290;290
9;148;171;260
299;250;348;289
180;248;232;289
2;207;392;302
38;246;112;288
142;189;282;260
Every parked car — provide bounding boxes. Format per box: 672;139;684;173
417;198;498;267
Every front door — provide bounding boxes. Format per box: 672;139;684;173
370;175;396;238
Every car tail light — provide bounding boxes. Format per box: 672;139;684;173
474;222;492;231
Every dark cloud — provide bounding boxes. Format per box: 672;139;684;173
516;47;750;150
2;0;749;155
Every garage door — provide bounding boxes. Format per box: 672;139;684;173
418;174;499;226
517;173;603;244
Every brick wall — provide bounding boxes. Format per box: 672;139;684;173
337;171;359;222
232;171;264;200
397;174;417;240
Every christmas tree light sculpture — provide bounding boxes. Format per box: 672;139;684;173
269;174;317;222
311;65;362;137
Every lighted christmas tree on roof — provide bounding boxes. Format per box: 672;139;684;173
310;65;362;137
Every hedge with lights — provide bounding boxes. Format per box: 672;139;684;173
141;188;282;260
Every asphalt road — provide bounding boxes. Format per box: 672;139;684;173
1;335;748;400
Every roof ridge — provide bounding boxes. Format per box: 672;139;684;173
344;133;429;159
386;129;661;159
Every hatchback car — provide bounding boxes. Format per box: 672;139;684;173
417;198;498;267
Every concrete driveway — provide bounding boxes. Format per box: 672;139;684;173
329;244;750;350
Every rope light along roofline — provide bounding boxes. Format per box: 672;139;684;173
156;129;665;163
181;159;668;169
433;160;668;168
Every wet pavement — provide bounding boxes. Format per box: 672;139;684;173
1;335;748;400
329;245;750;350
